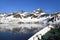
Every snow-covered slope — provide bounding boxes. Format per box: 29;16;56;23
0;9;60;24
0;9;47;24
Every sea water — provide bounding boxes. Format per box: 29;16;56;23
0;24;46;40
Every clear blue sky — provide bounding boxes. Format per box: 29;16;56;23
0;0;60;13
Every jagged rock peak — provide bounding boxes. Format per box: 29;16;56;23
33;8;44;13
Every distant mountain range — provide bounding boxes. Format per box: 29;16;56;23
0;9;60;24
0;9;60;33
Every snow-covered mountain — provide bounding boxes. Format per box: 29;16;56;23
0;9;49;24
0;9;60;33
0;9;60;24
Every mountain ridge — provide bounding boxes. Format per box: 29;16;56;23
0;9;60;24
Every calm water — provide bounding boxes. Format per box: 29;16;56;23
0;24;46;40
0;32;34;40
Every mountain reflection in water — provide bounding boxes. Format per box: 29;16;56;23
0;24;46;40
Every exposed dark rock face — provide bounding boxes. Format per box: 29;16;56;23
18;22;24;24
47;17;54;22
13;14;22;18
4;14;12;17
